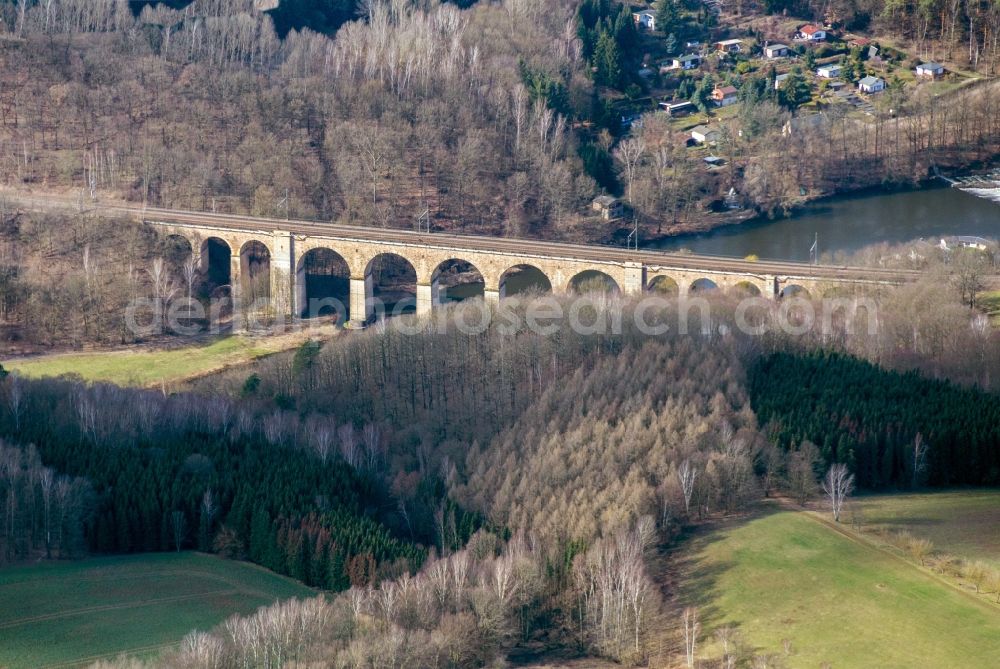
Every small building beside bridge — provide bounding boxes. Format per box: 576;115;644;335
592;195;624;220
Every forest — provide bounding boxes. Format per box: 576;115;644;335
0;371;456;588
749;351;1000;489
1;302;760;665
1;0;998;250
2;289;1000;665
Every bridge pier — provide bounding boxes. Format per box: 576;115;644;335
484;289;500;304
416;283;433;318
230;253;245;332
270;231;295;322
623;262;645;296
347;276;373;328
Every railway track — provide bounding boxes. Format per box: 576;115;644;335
4;190;934;282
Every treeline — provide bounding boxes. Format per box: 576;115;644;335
0;373;432;584
4;0;998;250
151;522;664;668
0;209;171;347
0;0;607;238
0;439;92;562
748;351;1000;489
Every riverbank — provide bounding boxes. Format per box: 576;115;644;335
642;181;932;248
646;182;1000;261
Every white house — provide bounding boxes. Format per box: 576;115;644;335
816;64;842;78
940;236;989;251
773;72;790;90
691;125;721;144
764;44;790;59
633;10;656;31
916;62;944;79
672;53;701;70
797;24;827;41
858;75;885;93
658;100;694;116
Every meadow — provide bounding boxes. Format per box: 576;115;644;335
0;552;314;668
981;289;1000;325
2;330;332;388
855;489;1000;566
678;504;1000;668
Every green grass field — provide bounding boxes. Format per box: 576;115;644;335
980;290;1000;326
856;489;1000;566
679;506;1000;668
0;552;314;668
2;333;321;388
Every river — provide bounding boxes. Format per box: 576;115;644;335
648;185;1000;262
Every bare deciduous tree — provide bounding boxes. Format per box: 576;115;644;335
613;136;646;207
681;606;700;669
677;459;698;517
7;378;23;432
38;467;54;557
821;463;855;522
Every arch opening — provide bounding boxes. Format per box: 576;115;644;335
158;234;193;273
366;253;417;315
432;259;485;304
690;278;719;293
730;281;762;297
499;264;552;297
569;270;620;295
648;275;679;296
297;248;350;321
200;237;232;296
780;284;811;299
240;240;271;304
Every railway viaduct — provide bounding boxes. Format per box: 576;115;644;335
145;209;916;328
7;193;920;329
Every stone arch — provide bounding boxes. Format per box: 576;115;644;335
730;280;762;297
200;237;233;295
296;247;351;321
240;240;272;303
157;233;195;289
568;269;621;294
159;233;194;262
499;264;552;297
780;284;811;299
690;277;720;293
431;259;486;304
366;253;418;315
648;275;679;296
